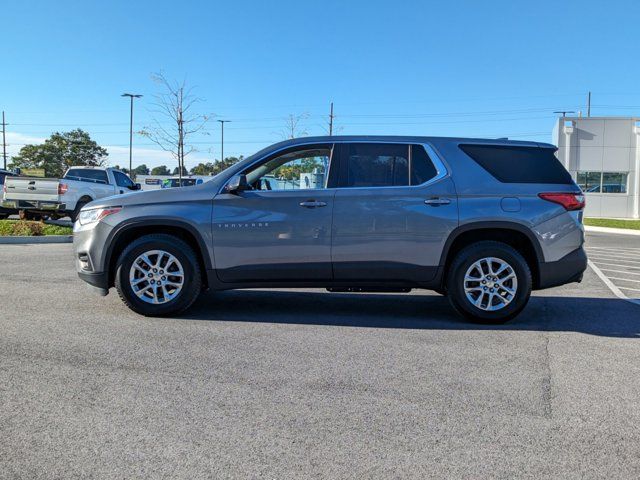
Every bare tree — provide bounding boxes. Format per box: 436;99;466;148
140;73;210;184
281;113;310;139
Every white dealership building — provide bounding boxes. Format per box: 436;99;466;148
553;116;640;219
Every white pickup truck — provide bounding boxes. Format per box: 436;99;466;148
2;166;140;221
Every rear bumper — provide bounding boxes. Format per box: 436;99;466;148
536;246;587;290
2;199;66;211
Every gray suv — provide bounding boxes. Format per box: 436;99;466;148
74;136;587;323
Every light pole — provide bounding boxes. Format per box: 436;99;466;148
217;119;230;163
121;93;143;176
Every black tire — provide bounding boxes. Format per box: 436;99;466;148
70;199;91;223
114;234;202;316
19;210;39;221
446;241;532;324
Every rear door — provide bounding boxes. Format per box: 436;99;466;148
331;142;458;282
212;144;337;282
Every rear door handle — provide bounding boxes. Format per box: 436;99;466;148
424;197;451;206
299;200;327;208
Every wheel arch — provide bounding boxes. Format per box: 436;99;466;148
104;219;211;289
439;221;543;289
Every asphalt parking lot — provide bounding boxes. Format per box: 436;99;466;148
1;231;639;479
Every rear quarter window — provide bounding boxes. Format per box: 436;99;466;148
459;144;573;184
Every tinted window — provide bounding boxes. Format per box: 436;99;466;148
114;171;134;188
66;169;109;184
411;145;438;185
459;144;573;184
0;174;5;185
345;144;409;187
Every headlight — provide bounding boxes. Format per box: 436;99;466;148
78;206;122;225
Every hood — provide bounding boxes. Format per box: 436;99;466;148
84;178;224;210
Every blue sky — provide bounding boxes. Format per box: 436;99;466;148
2;0;639;170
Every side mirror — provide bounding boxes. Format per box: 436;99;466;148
225;174;250;194
130;183;141;191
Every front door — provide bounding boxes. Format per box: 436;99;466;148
331;142;458;282
212;144;337;283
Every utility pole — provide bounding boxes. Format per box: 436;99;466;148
329;102;334;136
217;120;230;164
587;91;591;117
554;110;575;117
121;93;143;177
1;111;7;170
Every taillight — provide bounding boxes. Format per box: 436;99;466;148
538;192;585;211
58;183;68;195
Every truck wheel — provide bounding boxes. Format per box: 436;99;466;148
446;241;532;324
70;200;90;223
19;211;41;221
114;234;202;316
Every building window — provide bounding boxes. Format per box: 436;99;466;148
576;171;628;194
576;171;602;193
602;172;628;193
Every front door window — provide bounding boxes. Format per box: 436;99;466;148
245;148;331;191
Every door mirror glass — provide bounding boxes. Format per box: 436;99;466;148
130;183;142;191
225;174;251;194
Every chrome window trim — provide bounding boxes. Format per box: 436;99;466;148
219;140;450;194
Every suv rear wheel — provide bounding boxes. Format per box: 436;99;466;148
446;241;532;324
114;234;202;316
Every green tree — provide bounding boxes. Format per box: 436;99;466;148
190;162;216;176
151;165;171;175
173;166;189;176
133;164;150;176
10;129;108;178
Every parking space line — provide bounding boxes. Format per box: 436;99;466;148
588;260;640;307
593;252;640;259
619;286;640;293
588;253;640;261
600;268;640;276
589;261;640;270
588;256;640;266
588;246;640;252
606;276;640;283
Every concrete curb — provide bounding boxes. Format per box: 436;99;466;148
0;235;73;244
585;225;640;236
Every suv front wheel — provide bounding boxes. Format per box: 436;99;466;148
114;234;202;316
446;241;532;324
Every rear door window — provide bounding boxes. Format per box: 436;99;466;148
341;143;439;188
459;144;573;184
345;143;408;187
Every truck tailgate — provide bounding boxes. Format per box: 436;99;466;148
4;177;60;202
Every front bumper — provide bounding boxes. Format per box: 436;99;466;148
2;199;66;211
78;271;109;295
74;221;115;294
537;246;588;290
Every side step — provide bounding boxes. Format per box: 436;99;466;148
326;287;412;293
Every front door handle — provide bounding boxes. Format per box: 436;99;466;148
424;197;451;206
299;200;327;208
